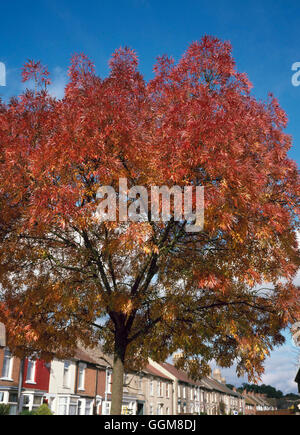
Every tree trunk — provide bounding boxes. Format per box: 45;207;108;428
110;329;127;415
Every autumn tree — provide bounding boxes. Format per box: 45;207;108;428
0;37;299;415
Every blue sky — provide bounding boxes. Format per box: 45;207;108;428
0;0;299;393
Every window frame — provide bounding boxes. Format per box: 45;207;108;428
1;348;14;380
78;363;86;391
106;370;112;394
26;359;36;384
166;382;170;398
149;378;154;396
63;361;71;388
85;398;93;415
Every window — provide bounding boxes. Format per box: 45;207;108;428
22;394;32;412
33;396;43;406
157;404;163;415
150;379;154;396
77;399;83;415
183;386;186;399
178;403;181;414
106;370;112;393
166;383;170;398
157;381;163;397
58;397;68;415
149;404;153;415
26;360;36;383
23;395;43;412
177;384;181;398
1;349;13;379
63;361;71;388
78;363;86;391
103;401;111;415
9;392;18;403
85;399;93;415
8;392;17;415
0;392;4;402
69;397;78;415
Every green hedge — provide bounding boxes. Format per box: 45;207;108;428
20;405;53;416
0;404;11;415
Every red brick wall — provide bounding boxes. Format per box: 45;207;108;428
0;348;21;387
97;369;109;415
97;369;106;397
76;365;97;397
22;358;50;392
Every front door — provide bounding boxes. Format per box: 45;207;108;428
137;402;144;415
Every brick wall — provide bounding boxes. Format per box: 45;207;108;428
76;365;96;397
22;359;50;392
76;364;106;399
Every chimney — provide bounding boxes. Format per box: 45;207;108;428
173;352;184;365
212;368;222;382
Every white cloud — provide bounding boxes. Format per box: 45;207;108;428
214;336;300;395
260;343;299;394
48;67;67;99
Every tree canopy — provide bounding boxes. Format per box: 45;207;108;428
0;36;299;414
238;383;284;399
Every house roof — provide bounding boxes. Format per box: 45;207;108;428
205;377;242;398
144;364;172;380
74;348;99;365
245;393;271;407
244;395;257;406
77;343;113;368
160;362;246;397
161;362;200;385
161;363;219;390
0;323;6;347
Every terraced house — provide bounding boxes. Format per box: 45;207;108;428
0;323;51;414
1;323;246;415
150;356;244;415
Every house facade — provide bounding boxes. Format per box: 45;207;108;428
21;358;51;413
1;322;249;415
241;390;277;414
48;348;103;415
150;357;245;415
0;323;51;414
0;346;21;415
142;364;173;416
